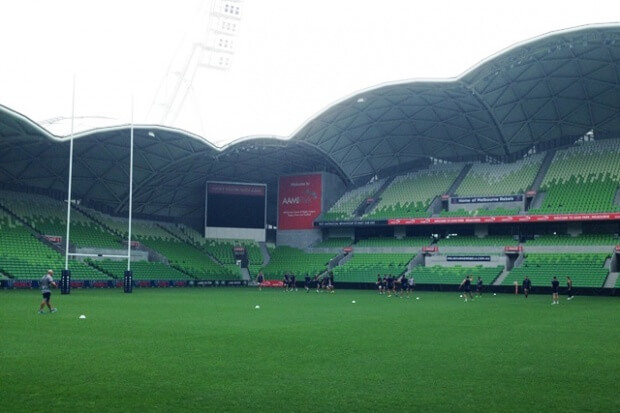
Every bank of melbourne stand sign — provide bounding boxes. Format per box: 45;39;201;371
278;174;322;229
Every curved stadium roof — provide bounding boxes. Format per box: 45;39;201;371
1;24;619;226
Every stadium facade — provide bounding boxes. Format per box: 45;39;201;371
1;24;619;228
1;24;619;293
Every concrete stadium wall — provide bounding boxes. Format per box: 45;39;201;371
425;254;507;267
277;229;322;249
448;199;524;212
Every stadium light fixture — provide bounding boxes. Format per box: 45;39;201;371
148;0;244;127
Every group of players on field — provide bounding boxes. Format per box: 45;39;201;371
255;270;575;304
256;271;336;293
375;274;416;297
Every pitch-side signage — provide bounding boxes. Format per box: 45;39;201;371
447;256;491;262
451;195;523;204
387;213;620;226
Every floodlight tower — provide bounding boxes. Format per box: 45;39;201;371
148;0;244;127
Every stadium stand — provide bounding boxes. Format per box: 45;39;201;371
135;237;239;280
364;164;464;219
0;210;108;280
87;259;189;280
437;235;518;247
525;234;618;246
0;191;123;249
454;154;543;196
313;238;353;248
438;207;520;217
320;179;385;221
410;265;504;285
201;238;263;277
502;253;610;288
332;253;413;283
529;140;620;214
260;246;335;279
148;222;264;274
354;237;430;248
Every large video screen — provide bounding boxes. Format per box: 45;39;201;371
206;182;266;229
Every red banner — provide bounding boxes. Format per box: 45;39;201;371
615;246;620;252
278;174;322;230
388;213;620;226
422;246;438;252
343;247;353;253
260;280;284;288
504;245;523;252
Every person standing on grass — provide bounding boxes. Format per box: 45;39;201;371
38;269;57;314
283;272;290;292
522;275;532;298
322;275;330;291
376;274;384;294
408;275;415;296
566;276;574;301
386;274;395;297
256;271;264;291
459;275;473;302
315;274;322;293
304;273;312;293
399;274;408;297
290;273;297;291
328;272;335;293
551;276;560;305
476;276;483;297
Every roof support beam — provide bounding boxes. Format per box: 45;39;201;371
458;81;511;157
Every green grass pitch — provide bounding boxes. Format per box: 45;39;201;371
1;288;618;412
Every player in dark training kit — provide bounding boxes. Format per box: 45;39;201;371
304;274;312;293
326;272;335;293
386;275;395;297
476;277;483;297
408;276;415;296
256;271;265;291
566;276;574;300
376;274;384;295
315;274;322;293
551;276;560;305
399;274;409;297
460;275;473;302
522;276;532;298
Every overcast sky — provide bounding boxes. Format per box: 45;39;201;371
1;0;618;146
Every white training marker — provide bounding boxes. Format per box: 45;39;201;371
79;315;86;319
255;305;260;309
416;297;420;300
351;300;356;304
